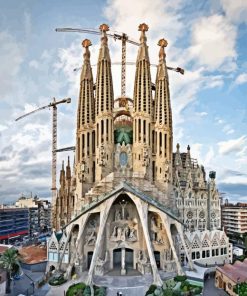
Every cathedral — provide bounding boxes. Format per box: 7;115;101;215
47;23;231;286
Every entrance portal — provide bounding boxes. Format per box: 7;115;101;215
113;248;134;273
125;248;134;269
113;248;121;268
154;251;161;269
88;251;93;269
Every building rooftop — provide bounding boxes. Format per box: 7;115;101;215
19;245;47;264
216;259;247;283
0;244;13;255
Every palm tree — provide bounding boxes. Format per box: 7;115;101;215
0;248;20;294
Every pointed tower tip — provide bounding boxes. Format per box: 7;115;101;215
158;38;168;61
187;145;190;151
67;156;70;166
62;160;64;170
99;23;109;32
82;39;92;48
138;23;149;32
176;143;180;151
138;23;149;45
158;38;168;48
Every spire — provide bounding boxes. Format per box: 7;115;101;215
137;23;150;61
66;156;71;180
154;38;173;164
175;143;182;166
155;38;172;129
157;38;168;80
80;39;92;80
95;23;114;115
133;23;152;114
59;161;65;186
98;24;110;62
77;39;95;130
185;145;191;168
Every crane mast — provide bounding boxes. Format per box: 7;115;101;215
15;97;71;228
121;34;127;97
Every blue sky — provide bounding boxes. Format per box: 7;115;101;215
0;0;246;204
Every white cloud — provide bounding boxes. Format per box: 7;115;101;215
220;0;247;24
218;135;247;155
29;60;39;69
0;31;24;97
196;112;208;117
223;124;235;135
234;73;247;85
188;14;237;71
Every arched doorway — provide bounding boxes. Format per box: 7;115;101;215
113;248;121;269
154;251;161;269
125;248;134;269
113;248;134;273
87;251;93;269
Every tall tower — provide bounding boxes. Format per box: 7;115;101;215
75;39;95;203
132;23;153;179
95;24;114;181
154;39;173;185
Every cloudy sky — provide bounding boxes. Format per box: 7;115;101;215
0;0;246;204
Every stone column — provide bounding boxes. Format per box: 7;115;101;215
86;198;114;285
174;221;194;270
130;195;163;286
121;248;126;275
157;210;184;275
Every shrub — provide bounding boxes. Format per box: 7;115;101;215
66;282;86;296
174;276;187;282
146;284;158;295
95;286;106;296
48;272;67;286
83;286;91;296
154;287;162;295
48;276;67;286
193;287;202;295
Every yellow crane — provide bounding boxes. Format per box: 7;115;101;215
15;97;71;221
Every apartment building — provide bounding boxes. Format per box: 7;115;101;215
222;201;247;236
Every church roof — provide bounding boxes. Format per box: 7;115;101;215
64;181;183;229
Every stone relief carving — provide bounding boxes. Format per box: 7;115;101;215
95;251;108;276
110;224;137;242
137;250;151;274
163;159;171;182
99;144;106;166
142;145;149;167
150;215;166;245
85;219;97;246
110;207;138;243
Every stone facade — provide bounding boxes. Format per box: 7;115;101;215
48;23;230;286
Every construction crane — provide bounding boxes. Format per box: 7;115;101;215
73;61;184;75
15;97;71;214
55;27;184;98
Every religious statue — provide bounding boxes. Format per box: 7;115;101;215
127;228;137;242
86;230;96;245
115;210;122;221
142;146;149;167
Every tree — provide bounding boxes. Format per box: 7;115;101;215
234;282;247;296
0;248;20;294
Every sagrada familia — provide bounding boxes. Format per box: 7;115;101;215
47;23;232;286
